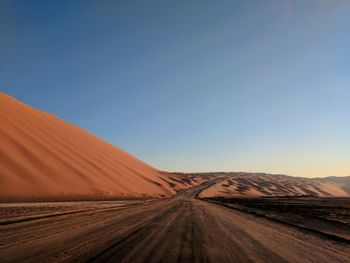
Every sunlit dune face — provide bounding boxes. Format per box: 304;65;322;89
0;93;205;201
199;173;348;198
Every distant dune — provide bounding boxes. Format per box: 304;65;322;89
317;176;350;195
198;173;350;198
1;93;348;202
0;93;204;201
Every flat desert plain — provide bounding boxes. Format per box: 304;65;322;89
0;180;350;263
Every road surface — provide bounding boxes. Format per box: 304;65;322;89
0;181;349;263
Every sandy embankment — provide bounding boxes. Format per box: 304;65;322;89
0;93;200;201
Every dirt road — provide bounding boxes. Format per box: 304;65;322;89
0;181;349;263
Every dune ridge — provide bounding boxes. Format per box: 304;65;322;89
0;93;200;201
198;173;349;198
1;93;348;201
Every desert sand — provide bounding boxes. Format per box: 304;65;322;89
1;93;349;202
0;93;204;201
0;182;349;263
198;173;349;198
1;93;350;262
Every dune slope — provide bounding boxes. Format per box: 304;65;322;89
318;176;350;195
198;173;349;198
0;93;195;201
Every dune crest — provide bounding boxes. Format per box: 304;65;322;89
1;93;348;201
198;173;349;198
0;93;194;201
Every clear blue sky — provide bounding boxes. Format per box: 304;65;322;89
1;0;349;177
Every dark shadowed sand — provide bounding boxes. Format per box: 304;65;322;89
0;181;349;263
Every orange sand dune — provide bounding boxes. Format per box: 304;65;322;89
198;173;349;198
1;93;348;202
0;93;200;201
